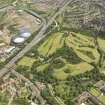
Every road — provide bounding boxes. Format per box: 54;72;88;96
0;0;71;78
25;9;46;26
11;70;46;105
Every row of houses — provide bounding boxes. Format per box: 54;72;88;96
74;80;105;105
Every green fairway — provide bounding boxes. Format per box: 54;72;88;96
17;32;105;81
98;38;105;51
38;32;64;56
38;32;100;63
17;56;36;68
36;63;50;72
1;1;105;105
53;62;93;80
34;32;102;80
53;69;69;80
66;32;99;63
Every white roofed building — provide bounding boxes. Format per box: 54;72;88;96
13;37;25;44
81;103;86;105
20;32;31;38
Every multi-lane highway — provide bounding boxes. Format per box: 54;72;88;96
0;0;73;105
0;0;72;78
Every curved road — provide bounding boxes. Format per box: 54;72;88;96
0;0;72;78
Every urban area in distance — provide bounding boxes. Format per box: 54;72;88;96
0;0;105;105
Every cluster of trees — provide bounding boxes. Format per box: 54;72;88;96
54;46;82;64
34;66;57;83
14;97;30;105
27;45;83;83
53;68;105;105
0;62;5;69
16;44;105;105
42;87;59;105
50;58;65;69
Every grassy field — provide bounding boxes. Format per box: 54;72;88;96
38;32;100;63
36;63;50;72
98;38;105;52
89;87;100;97
0;0;13;7
53;62;93;80
16;31;105;81
35;32;101;80
89;87;105;105
53;68;69;80
38;32;64;56
66;32;100;63
17;56;36;68
99;95;105;105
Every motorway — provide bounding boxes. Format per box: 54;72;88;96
0;0;72;78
